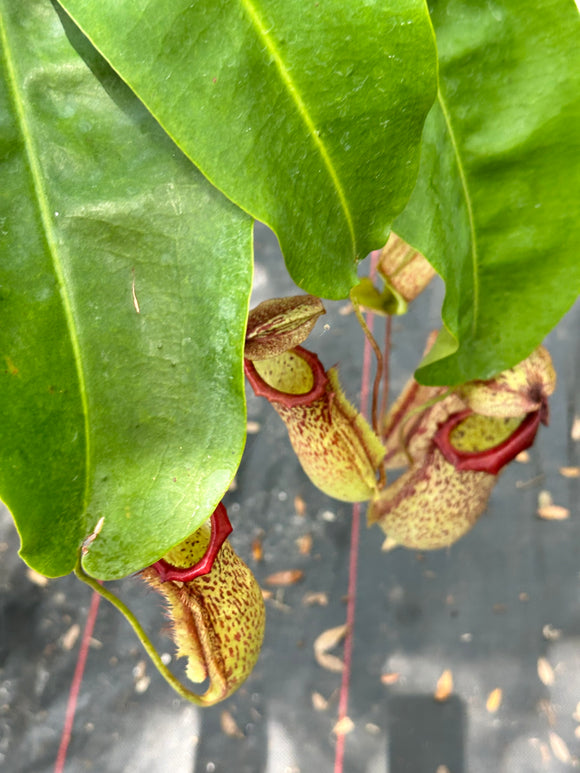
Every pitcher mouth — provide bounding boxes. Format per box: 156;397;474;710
244;345;329;408
149;503;233;583
434;407;544;475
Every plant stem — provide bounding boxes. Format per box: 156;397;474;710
350;293;382;436
379;314;392;427
74;560;207;706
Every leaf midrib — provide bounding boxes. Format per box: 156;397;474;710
0;12;91;511
239;0;357;257
437;89;479;333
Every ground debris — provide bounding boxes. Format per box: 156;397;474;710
549;731;571;764
332;716;354;736
296;534;312;555
251;537;263;562
434;669;453;702
537;657;555;686
380;672;400;686
311;692;328;711
302;592;328;607
61;624;80;652
265;570;303;586
560;466;580;478
220;710;244;738
294;495;307;516
486;688;502;714
26;568;49;587
314;624;347;673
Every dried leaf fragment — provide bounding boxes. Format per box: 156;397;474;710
296;534;313;555
434;669;453;702
221;710;244;738
265;569;304;586
311;692;328;711
61;624;81;652
486;688;503;713
294;495;307;516
27;568;49;587
549;731;571;764
314;624;347;673
560;466;580;478
251;537;263;562
135;675;151;694
302;591;329;607
538;490;553;508
380;672;400;686
537;505;570;521
332;716;354;736
537;657;555;686
542;624;562;641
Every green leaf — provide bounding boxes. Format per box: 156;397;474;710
0;0;253;580
57;0;438;299
394;0;580;385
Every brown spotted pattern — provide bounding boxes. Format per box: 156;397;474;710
245;295;325;360
368;448;496;549
456;346;556;417
382;379;464;469
273;367;385;502
142;523;265;706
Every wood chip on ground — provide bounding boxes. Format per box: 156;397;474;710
265;569;304;586
251;537;263;562
537;657;555;686
434;669;453;702
380;672;400;686
61;624;81;652
221;710;244;738
296;534;312;555
486;688;502;713
313;624;347;673
537;504;570;521
302;591;328;607
332;716;354;735
311;692;328;711
560;466;580;478
549;731;571;764
294;495;307;516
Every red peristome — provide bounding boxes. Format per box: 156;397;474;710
151;503;233;583
244;345;328;408
434;408;543;475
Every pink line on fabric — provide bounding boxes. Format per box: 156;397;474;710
334;252;378;773
54;588;101;773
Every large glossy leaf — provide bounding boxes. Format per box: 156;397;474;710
0;0;253;580
57;0;438;299
394;0;580;385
